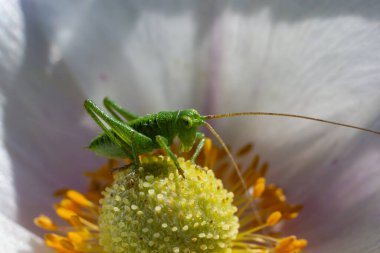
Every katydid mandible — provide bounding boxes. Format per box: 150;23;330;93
84;97;380;190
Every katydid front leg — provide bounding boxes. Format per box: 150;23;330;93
190;132;205;163
130;132;141;168
156;135;185;176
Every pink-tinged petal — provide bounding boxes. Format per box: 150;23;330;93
290;136;380;252
198;2;380;252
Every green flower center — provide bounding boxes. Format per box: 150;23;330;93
99;156;239;253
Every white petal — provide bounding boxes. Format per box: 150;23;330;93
0;212;52;253
0;0;25;226
0;0;103;234
208;3;380;167
2;60;103;229
0;0;24;81
35;1;206;110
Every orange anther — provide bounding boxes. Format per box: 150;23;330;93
68;232;84;243
60;238;75;250
203;138;213;156
34;215;57;230
67;190;94;208
253;177;266;198
45;234;65;249
275;236;307;253
295;239;308;249
56;207;77;220
266;211;282;226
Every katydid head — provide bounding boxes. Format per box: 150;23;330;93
177;109;206;152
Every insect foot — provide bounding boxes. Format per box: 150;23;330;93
110;164;133;174
99;155;239;253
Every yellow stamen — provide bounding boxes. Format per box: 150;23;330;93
56;207;77;220
275;187;286;202
68;216;84;228
60;239;75;251
295;239;308;249
66;190;95;208
275;236;308;253
45;234;66;250
203;138;213;155
34;215;58;230
254;177;266;198
68;231;85;243
57;199;80;212
266;211;282;226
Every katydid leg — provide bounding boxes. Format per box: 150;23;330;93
190;132;205;162
130;132;141;167
156;135;184;176
84;100;126;150
103;97;139;122
84;100;152;148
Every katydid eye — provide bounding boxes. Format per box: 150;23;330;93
182;116;192;128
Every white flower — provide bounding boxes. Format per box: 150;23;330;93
1;0;380;252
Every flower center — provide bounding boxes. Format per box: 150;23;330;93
35;139;308;253
99;156;240;253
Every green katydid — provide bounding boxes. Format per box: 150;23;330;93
84;97;380;192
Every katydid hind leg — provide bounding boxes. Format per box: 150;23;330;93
156;135;185;176
190;132;205;162
85;99;151;148
84;100;127;150
103;97;140;122
87;132;132;159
